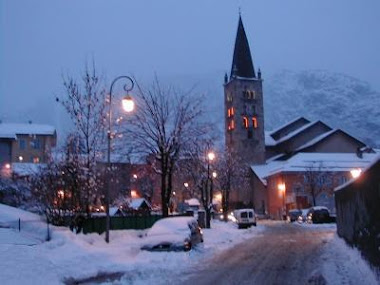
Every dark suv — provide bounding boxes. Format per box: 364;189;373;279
307;207;331;224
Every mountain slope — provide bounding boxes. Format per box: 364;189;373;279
264;70;380;146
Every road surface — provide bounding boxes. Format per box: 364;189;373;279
182;222;334;285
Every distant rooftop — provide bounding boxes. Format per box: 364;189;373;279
0;123;56;139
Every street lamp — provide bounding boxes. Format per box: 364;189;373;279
105;75;134;243
206;151;216;225
350;168;362;179
277;182;286;220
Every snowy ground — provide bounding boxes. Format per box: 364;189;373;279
0;204;378;284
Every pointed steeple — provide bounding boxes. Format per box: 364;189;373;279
230;16;255;79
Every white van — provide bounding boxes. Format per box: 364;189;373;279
233;209;257;229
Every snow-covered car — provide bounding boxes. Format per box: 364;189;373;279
141;216;203;252
306;206;332;224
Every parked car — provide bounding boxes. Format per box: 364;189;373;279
233;209;257;229
306;206;332;224
288;209;302;222
141;216;203;252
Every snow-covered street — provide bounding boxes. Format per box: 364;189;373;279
0;204;378;284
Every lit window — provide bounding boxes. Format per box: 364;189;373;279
252;117;258;128
228;120;235;131
33;157;40;163
227;107;235;118
243;117;249;129
227;93;233;102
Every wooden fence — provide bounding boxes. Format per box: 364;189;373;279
335;159;380;268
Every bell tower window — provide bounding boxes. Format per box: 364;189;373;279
244;90;256;100
228;120;235;131
243;117;249;129
252;117;258;128
227;93;233;102
227;107;235;118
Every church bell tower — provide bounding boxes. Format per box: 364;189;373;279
224;16;266;165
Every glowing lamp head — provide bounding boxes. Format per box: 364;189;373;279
184;182;189;188
278;183;286;192
207;152;215;161
131;190;138;198
122;95;134;112
350;168;362;179
5;163;11;169
212;171;217;178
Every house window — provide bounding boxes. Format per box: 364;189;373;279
340;176;347;185
31;138;41;149
19;139;26;150
227;93;233;102
33;157;40;163
252;117;258;128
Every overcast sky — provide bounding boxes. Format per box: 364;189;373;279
1;0;380;129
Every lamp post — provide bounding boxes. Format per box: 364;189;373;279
105;75;135;243
278;182;286;220
206;151;215;226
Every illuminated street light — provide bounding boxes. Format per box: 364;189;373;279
105;75;135;244
350;168;362;179
207;152;215;161
122;95;134;112
278;182;286;220
184;182;189;188
212;171;217;178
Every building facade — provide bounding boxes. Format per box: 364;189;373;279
0;122;57;176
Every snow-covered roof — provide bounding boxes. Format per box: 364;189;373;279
295;129;337;151
272;121;326;145
269;116;310;137
11;163;46;176
295;129;366;152
0;123;56;139
109;207;123;216
185;198;201;206
128;198;151;210
251;152;379;183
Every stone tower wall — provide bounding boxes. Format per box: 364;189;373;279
224;78;266;166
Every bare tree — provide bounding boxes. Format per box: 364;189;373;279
303;162;328;206
215;150;249;221
58;63;107;215
124;78;207;217
180;139;216;228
